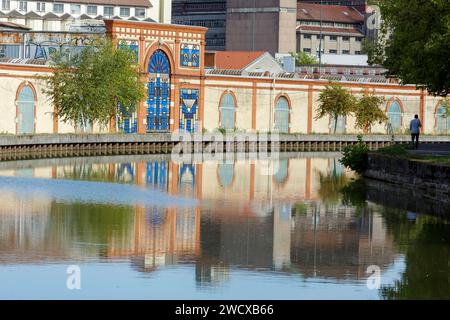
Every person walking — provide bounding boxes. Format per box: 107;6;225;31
410;114;422;150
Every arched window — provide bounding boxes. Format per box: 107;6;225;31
387;101;402;132
220;93;236;130
17;85;35;135
274;96;290;133
147;49;171;131
331;115;346;134
218;163;234;189
436;104;449;134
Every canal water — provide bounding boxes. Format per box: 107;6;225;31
0;153;448;299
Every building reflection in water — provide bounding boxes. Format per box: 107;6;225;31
0;154;399;289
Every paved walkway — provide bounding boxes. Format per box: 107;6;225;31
411;143;450;156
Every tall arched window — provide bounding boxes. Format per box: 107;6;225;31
220;93;236;130
387;101;402;132
274;96;290;133
147;49;171;131
17;85;35;135
436;104;450;134
331;115;346;134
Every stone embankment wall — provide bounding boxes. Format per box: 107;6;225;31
365;153;450;202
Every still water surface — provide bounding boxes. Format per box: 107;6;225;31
0;153;448;299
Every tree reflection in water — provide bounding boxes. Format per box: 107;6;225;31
340;178;450;299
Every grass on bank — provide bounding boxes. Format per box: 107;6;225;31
376;144;450;165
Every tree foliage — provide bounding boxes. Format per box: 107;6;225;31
42;37;146;131
339;135;370;175
290;52;319;66
354;90;387;133
315;83;357;133
375;0;450;96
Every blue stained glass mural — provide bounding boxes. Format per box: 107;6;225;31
118;104;137;134
180;44;200;68
180;89;199;133
147;50;171;131
118;40;139;63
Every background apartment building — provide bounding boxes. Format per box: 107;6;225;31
296;2;365;55
0;0;172;31
172;0;226;51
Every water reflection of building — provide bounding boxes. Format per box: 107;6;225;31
0;155;398;284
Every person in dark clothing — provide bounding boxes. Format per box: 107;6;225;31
410;114;422;150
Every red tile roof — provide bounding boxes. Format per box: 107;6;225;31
209;51;266;70
297;25;364;36
297;3;364;24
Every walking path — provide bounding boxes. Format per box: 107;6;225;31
411;143;450;156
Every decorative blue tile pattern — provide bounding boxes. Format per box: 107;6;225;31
180;44;200;68
180;89;199;133
118;40;139;63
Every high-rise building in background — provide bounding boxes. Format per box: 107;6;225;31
226;0;297;55
172;0;227;51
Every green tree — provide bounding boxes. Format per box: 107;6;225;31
290;52;319;65
362;38;386;66
375;0;450;96
315;83;357;134
354;90;387;133
42;37;145;131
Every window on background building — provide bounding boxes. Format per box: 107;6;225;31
220;93;236;130
53;3;64;14
303;34;311;39
436;104;450;134
120;7;130;17
343;36;350;41
387;101;402;132
355;37;362;42
135;8;145;18
19;1;27;12
70;4;81;15
87;5;97;16
104;6;114;17
342;50;350;54
355;51;362;55
303;48;311;53
36;2;45;12
330;36;337;41
329;49;337;54
1;0;10;10
274;96;290;133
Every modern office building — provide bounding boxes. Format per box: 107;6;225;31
0;0;172;32
172;0;226;51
